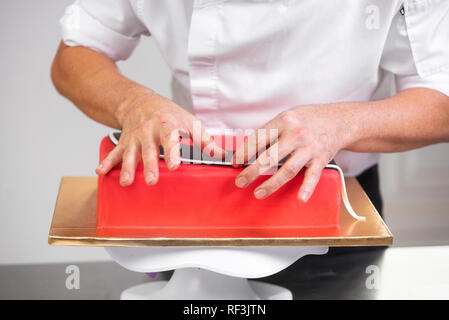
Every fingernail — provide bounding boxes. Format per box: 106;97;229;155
299;191;310;202
168;159;180;170
145;172;155;184
121;172;130;185
254;189;267;199
96;163;104;173
235;176;248;188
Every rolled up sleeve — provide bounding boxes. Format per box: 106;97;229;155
60;0;149;61
380;0;449;97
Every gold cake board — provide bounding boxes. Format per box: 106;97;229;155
48;177;393;247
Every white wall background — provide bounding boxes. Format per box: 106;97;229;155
0;0;448;265
0;0;172;265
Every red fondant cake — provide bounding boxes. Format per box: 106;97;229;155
97;135;341;234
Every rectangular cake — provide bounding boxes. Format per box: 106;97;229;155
97;135;341;234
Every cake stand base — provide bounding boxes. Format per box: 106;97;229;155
121;267;292;300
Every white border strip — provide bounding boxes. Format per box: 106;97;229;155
325;164;366;221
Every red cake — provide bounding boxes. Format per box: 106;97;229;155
97;134;342;236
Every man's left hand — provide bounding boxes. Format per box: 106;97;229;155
232;104;353;202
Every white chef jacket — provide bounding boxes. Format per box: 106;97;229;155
60;0;449;176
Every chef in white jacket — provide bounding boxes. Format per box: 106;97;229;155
51;0;449;211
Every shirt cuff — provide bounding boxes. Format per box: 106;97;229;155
60;2;140;61
396;65;449;98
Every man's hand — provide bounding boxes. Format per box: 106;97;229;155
96;89;223;186
51;42;223;187
232;88;449;202
232;105;353;202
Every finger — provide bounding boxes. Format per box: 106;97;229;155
232;123;281;167
160;123;181;171
141;135;160;185
232;132;257;167
120;141;140;187
96;146;124;175
252;150;309;199
200;130;226;160
297;159;326;202
189;118;225;159
235;135;294;189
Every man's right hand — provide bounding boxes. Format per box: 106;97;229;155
51;42;222;187
95;89;223;186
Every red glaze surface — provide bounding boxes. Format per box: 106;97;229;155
97;136;341;236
